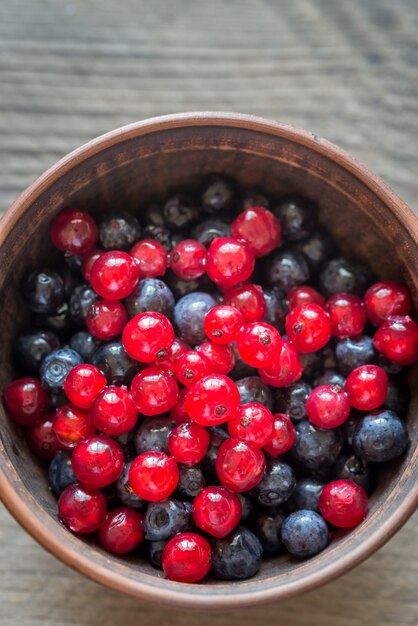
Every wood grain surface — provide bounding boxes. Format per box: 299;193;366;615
0;0;417;625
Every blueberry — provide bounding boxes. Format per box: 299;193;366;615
115;461;145;509
141;202;165;228
273;195;316;242
229;343;257;380
34;303;70;336
263;288;287;332
341;412;362;447
235;376;273;410
201;426;230;479
274;381;312;422
59;264;83;297
174;292;217;345
210;526;263;580
176;464;206;499
63;254;83;272
124;279;175;320
281;510;328;558
240;189;271;211
22;270;65;314
98;212;141;250
383;376;409;414
143;499;192;541
237;493;256;526
147;540;167;569
191;219;231;247
332;454;373;493
263;249;310;292
142;225;172;251
293;230;337;272
253;458;296;507
255;509;285;555
201;175;236;215
299;351;324;381
40;347;82;394
133;416;173;455
68;330;101;362
353;410;409;463
68;284;99;326
288;477;325;513
320;257;374;297
163;193;199;232
377;354;404;375
314;369;346;389
90;340;140;385
166;271;215;299
13;329;60;374
48;451;77;496
335;335;377;376
293;420;343;472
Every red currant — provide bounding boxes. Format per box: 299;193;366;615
167;421;210;465
50;209;98;255
287;285;325;310
326;293;366;339
173;350;213;387
26;412;60;459
285;303;332;352
216;438;266;492
81;249;104;282
129;451;178;501
230;206;281;257
162;532;211;583
373;315;418;366
263;413;295;456
345;365;388;411
306;384;351;429
170;239;207;280
122;312;175;363
64;364;106;409
58;483;107;534
154;337;190;372
3;377;48;425
236;322;282;368
228;402;274;447
206;237;255;288
53;404;94;450
98;507;144;554
319;479;368;528
258;339;303;387
86;299;127;341
223;282;266;322
130;239;168;278
71;434;124;488
195;341;235;375
130;367;179;416
364;281;411;326
185;374;240;426
203;305;245;344
169;388;190;425
192;486;242;538
90;250;139;300
91;386;138;436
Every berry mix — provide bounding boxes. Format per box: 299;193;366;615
3;175;417;584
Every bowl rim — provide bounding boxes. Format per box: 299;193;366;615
0;111;417;609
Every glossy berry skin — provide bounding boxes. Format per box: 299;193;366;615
263;413;296;456
264;249;310;292
58;483;107;534
306;384;351;429
148;541;166;569
289;477;325;513
285;304;332;353
195;342;235;376
90;340;139;386
228;402;274;447
173;350;213;387
253;458;296;507
345;365;388;411
86;299;127;341
174;292;218;346
326;293;366;339
68;284;99;326
364;281;411;326
353;410;409;462
210;526;263;580
71;434;124;489
332;454;372;494
335;335;377;376
48;451;77;496
81;249;104;282
64;364;106;409
216;438;266;492
204;305;245;344
293;229;336;273
201;175;236;214
40;348;83;394
258;339;303;388
162;532;212;583
167;422;210;466
130;239;168;278
134;416;173;454
255;509;285;555
373;315;418;366
274;381;312;422
170;239;207;280
163;193;199;232
177;464;206;499
22;270;65;314
3;377;48;425
281;510;328;557
53;404;94;450
206;237;255;288
98;507;144;554
319;479;368;528
169;388;189;425
69;331;100;362
230;206;281;257
235;376;273;409
223;282;266;323
287;285;325;310
263;288;287;332
13;329;60;375
122;312;175;363
191;219;231;247
90;250;139;300
320;257;373;297
236;322;282;368
129;452;179;501
143;499;192;541
130;367;179;416
26;412;60;459
185;374;240;426
273;195;316;241
115;461;145;509
193;486;242;538
50;209;98;255
293;420;342;472
91;386;138;436
124;278;175;320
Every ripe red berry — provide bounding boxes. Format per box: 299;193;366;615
223;282;266;323
169;388;189;425
64;364;106;409
236;322;282;368
86;299;127;341
345;365;388;411
81;249;104;282
326;293;366;339
306;384;351;429
130;239;168;278
130;367;179;416
230;206;282;257
154;337;190;372
3;377;48;425
185;374;240;426
173;350;213;387
167;421;210;465
162;532;212;583
50;209;98;255
373;315;418;366
98;507;144;554
263;413;295;456
285;303;332;352
258;339;303;387
319;479;368;528
122;312;175;363
91;386;138;436
228;402;274;447
53;404;94;450
216;438;266;492
58;483;107;534
364;281;411;326
195;341;235;375
71;434;124;489
129;451;179;501
192;486;242;538
26;412;60;459
287;285;325;310
90;250;139;300
170;239;207;280
206;237;255;288
203;305;245;344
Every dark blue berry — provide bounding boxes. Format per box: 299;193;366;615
176;464;206;499
293;420;343;472
174;292;217;345
166;272;215;300
377;354;404;375
115;461;145;508
34;303;70;336
201;426;230;479
230;343;257;380
235;376;273;410
163;193;199;232
288;477;325;513
263;249;310;292
90;340;140;385
68;330;101;362
253;458;296;507
22;270;65;314
59;264;83;297
143;499;192;541
293;229;336;272
335;335;377;376
48;451;77;496
320;257;374;297
210;526;263;580
191;219;231;247
314;369;346;389
281;510;328;558
147;540;166;569
299;350;325;381
240;189;271;211
383;376;409;414
237;493;256;526
124;278;175;320
341;411;362;447
141;202;165;228
353;410;409;463
98;212;141;250
263;288;287;333
68;284;99;326
273;195;316;242
332;454;373;494
40;347;82;394
255;509;284;555
201;175;236;215
142;224;172;251
274;381;312;422
63;254;83;272
13;329;60;374
133;416;173;455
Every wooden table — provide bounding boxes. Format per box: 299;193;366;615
0;1;417;624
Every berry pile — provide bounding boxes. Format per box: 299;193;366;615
3;178;416;584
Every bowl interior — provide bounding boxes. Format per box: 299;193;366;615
0;117;417;607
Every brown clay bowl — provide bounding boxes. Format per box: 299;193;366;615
0;112;417;609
